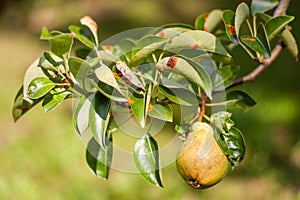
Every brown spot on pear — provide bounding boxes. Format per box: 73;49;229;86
176;122;229;189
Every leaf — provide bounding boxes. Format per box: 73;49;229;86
80;16;99;46
148;102;173;122
204;9;223;32
68;57;92;85
69;25;96;49
42;88;72;112
136;35;167;49
210;111;234;132
264;15;295;41
226;90;256;112
86;135;113;180
89;92;111;147
194;12;206;30
40;27;73;58
27;77;56;99
257;23;271;58
156;56;212;99
240;35;271;58
235;2;250;37
133;134;163;187
222;127;246;168
164;30;230;57
158;86;200;106
214;65;240;88
251;0;279;16
161;23;195;30
12;86;42;122
72;95;90;135
116;61;144;89
280;29;299;60
222;10;238;44
129;89;147;128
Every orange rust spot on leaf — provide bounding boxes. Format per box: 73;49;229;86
156;64;164;72
204;25;209;32
128;98;134;105
167;57;178;68
81;16;99;31
204;12;210;21
190;41;201;49
158;31;166;38
243;37;256;42
19;106;31;111
226;24;236;35
102;45;114;52
148;104;153;112
113;72;123;78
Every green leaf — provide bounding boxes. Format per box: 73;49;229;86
235;2;250;37
148;102;173;122
280;29;299;60
214;65;240;88
222;10;238;44
164;30;230;57
158;86;200;106
133;134;163;187
72;95;90;136
12;86;42;122
156;56;212;99
69;25;96;49
194;12;206;30
89;92;111;147
129;89;147;128
86;135;113;180
251;0;279;16
257;23;271;58
265;15;295;41
161;23;195;30
240;35;271;58
80;16;99;46
42;88;71;112
210;111;234;132
68;57;92;85
28;77;56;99
226;90;256;112
222;127;246;168
204;9;223;32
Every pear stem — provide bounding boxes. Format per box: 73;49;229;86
198;93;207;122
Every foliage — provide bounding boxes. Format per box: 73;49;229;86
12;0;298;188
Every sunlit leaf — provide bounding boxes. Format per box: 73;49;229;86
42;88;72;112
148;102;173;122
27;77;56;99
204;9;223;32
80;16;99;46
251;0;279;16
265;15;295;41
133;134;163;187
129;88;147;128
116;61;144;89
226;90;256;111
222;10;238;44
68;57;92;85
86;135;113;180
235;2;250;37
69;25;96;49
72;95;90;136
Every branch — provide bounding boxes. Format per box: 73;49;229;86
227;0;291;89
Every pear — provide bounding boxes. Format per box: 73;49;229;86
176;122;229;189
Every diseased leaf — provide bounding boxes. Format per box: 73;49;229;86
251;0;279;16
133;134;163;187
222;10;238;44
240;35;271;59
129;88;147;128
148;102;173;122
89;92;111;147
116;61;144;90
12;86;42;122
42;88;72;112
80;16;99;46
235;2;250;37
226;90;256;112
265;15;295;41
86;135;113;180
204;9;223;32
27;77;56;99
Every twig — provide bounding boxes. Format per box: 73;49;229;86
227;0;291;89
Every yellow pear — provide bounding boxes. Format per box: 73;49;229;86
176;122;229;189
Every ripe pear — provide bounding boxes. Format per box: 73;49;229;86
176;122;229;189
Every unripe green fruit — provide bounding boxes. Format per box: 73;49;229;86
176;122;229;189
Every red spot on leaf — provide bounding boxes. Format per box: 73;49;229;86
81;16;98;31
243;37;256;42
226;24;236;35
204;12;210;21
167;57;178;68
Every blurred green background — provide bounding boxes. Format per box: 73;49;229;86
0;0;299;199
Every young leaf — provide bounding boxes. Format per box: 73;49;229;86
73;95;90;136
156;56;212;99
240;35;271;59
264;15;295;41
148;102;173;122
80;16;99;46
27;77;56;99
222;10;238;44
86;135;113;180
12;86;42;122
235;2;250;38
133;134;163;187
226;90;256;112
164;30;230;57
89;92;111;147
204;10;223;32
69;25;96;49
129;89;147;128
42;88;72;112
251;0;279;16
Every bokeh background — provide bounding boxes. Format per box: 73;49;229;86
0;0;299;199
